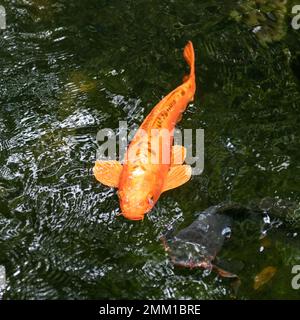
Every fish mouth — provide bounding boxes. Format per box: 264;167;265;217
121;212;144;221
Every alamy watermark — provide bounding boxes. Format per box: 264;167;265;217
292;5;300;30
96;121;204;175
0;265;5;299
0;5;6;30
291;265;300;290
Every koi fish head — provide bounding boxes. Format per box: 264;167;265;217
118;189;157;221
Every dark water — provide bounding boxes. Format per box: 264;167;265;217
0;0;299;299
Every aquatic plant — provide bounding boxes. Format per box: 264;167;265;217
230;0;288;45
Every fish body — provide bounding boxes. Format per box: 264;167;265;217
164;212;232;267
161;204;239;278
94;41;196;220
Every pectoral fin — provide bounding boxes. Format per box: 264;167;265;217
171;145;186;166
93;160;122;188
213;265;239;279
162;165;192;192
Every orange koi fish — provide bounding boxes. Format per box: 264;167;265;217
93;41;196;220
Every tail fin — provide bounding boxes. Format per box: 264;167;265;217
183;41;195;80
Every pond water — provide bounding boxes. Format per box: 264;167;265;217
0;0;299;299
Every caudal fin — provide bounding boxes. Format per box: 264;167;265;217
183;41;195;79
